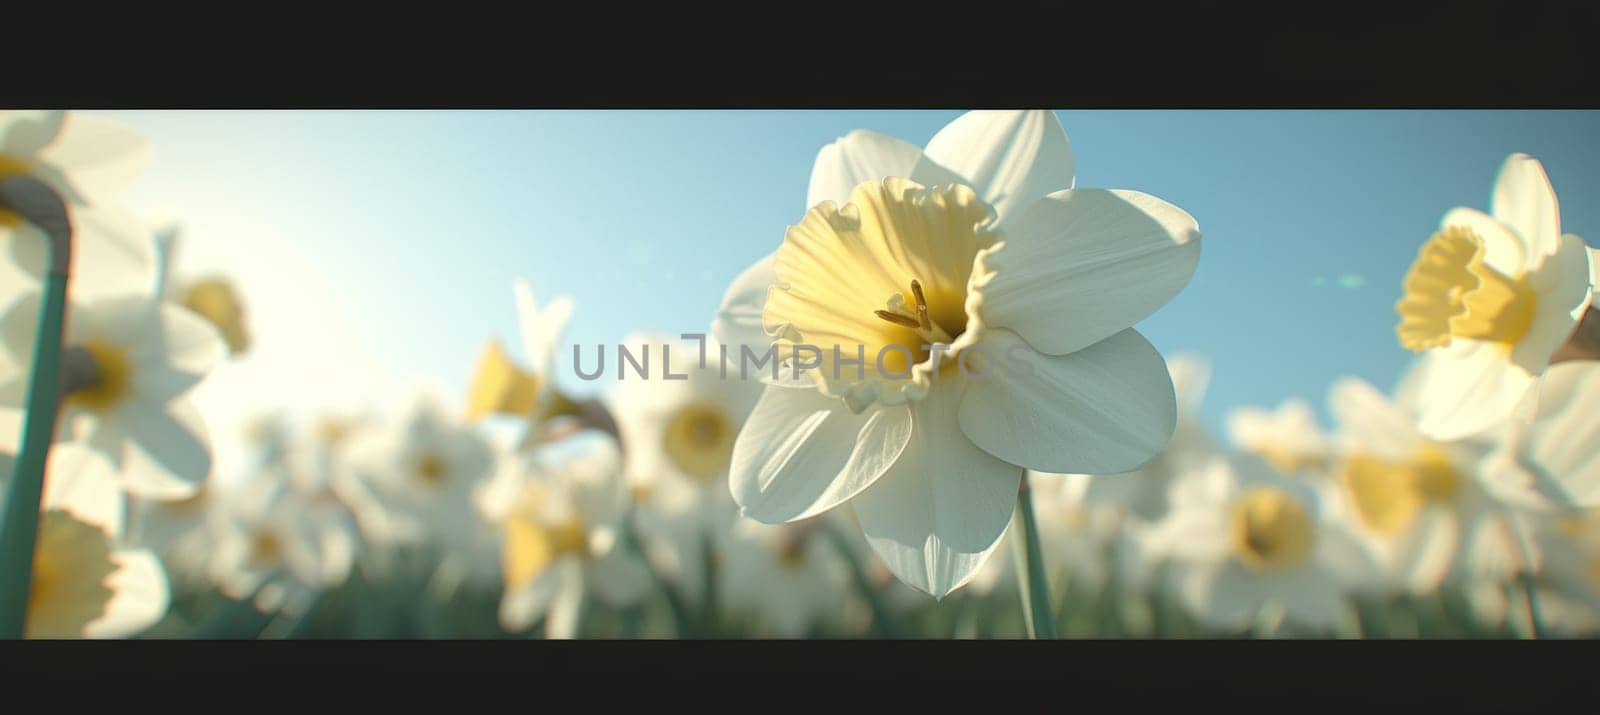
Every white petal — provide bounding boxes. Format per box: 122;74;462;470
499;565;563;633
118;397;212;498
1328;376;1420;457
85;549;169;638
1414;342;1535;442
1178;560;1261;631
851;380;1020;598
0;290;43;371
1589;247;1598;299
544;561;585;639
730;383;912;523
1518;361;1600;506
711;253;777;354
921;110;1074;227
1392;511;1457;594
514;278;573;377
67;203;157;300
1491;153;1561;263
974;189;1200;355
129;302;227;403
0;110;65;155
806;130;925;210
41;443;126;537
958;328;1176;474
1167;354;1211;416
34;113;150;203
1516;234;1595;369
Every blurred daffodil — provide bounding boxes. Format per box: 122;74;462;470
0;292;223;499
1396;153;1594;441
1226;398;1331;476
205;471;357;615
343;396;497;556
719;518;850;637
489;441;651;637
1152;456;1378;633
1326;376;1529;597
1;437;169;638
1;111;155;299
464;279;581;437
149;220;253;356
721;110;1201;597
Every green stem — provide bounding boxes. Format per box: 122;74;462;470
698;529;719;637
1518;573;1548;640
1010;475;1057;639
1504;512;1548;639
0;272;69;639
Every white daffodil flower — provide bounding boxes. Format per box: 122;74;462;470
1395;153;1595;441
1324;375;1532;597
490;441;651;638
126;484;214;590
205;470;357;615
0;292;224;500
606;333;758;607
1152;455;1378;633
1225;397;1331;477
717;110;1201;597
464;278;575;440
343;395;498;560
1486;360;1600;508
719;518;850;638
1;432;169;638
1;111;155;300
149;220;252;356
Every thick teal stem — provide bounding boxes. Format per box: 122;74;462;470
0;273;69;639
1010;475;1057;639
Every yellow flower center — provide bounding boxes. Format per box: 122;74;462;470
1231;487;1315;571
662;402;735;482
181;277;251;355
414;453;450;487
765;178;996;403
26;510;117;638
1396;225;1538;353
316;416;357;446
1340;446;1461;536
0;155;31;228
1411;446;1462;502
63;340;134;413
249;531;284;566
502;510;589;591
629;482;655;504
30;547;58;607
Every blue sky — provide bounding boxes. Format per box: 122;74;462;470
100;110;1600;471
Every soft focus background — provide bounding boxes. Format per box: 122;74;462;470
99;110;1600;487
9;110;1600;641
